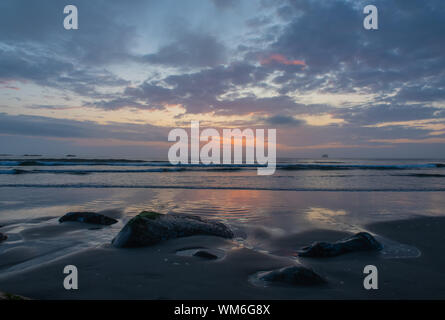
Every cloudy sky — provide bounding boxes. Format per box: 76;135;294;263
0;0;444;158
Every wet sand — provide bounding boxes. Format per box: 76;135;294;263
0;216;445;299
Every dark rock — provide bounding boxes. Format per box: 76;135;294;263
193;250;218;260
298;232;383;258
0;232;7;242
0;291;29;300
259;265;325;286
112;211;233;248
59;212;118;225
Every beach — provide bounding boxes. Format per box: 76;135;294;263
1;214;445;299
0;161;445;299
0;158;445;299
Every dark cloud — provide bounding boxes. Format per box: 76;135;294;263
0;0;142;65
334;104;445;126
260;114;306;126
140;31;227;68
0;113;167;142
123;62;267;113
0;46;129;98
0;47;73;83
395;85;445;103
269;0;445;100
0;0;141;100
87;98;153;111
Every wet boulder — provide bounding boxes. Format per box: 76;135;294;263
0;292;29;300
298;232;382;258
258;265;325;286
0;232;7;243
112;211;234;248
59;212;118;225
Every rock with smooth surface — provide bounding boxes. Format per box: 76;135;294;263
298;232;382;258
259;265;325;286
112;211;233;248
59;212;118;225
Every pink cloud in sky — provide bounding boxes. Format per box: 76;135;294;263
0;80;20;90
0;85;19;90
260;54;306;67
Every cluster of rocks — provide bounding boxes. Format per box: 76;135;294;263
56;211;383;287
257;231;382;286
58;210;234;248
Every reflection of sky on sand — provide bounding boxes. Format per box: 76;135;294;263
1;188;443;275
2;188;445;234
306;207;347;223
305;207;351;231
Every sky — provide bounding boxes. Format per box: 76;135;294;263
0;0;444;159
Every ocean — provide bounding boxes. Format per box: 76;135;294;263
1;157;445;191
1;156;444;230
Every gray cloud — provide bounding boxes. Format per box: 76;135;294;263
0;113;168;142
0;0;142;65
270;0;445;100
334;104;445;126
260;114;306;126
140;31;227;68
0;46;129;99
